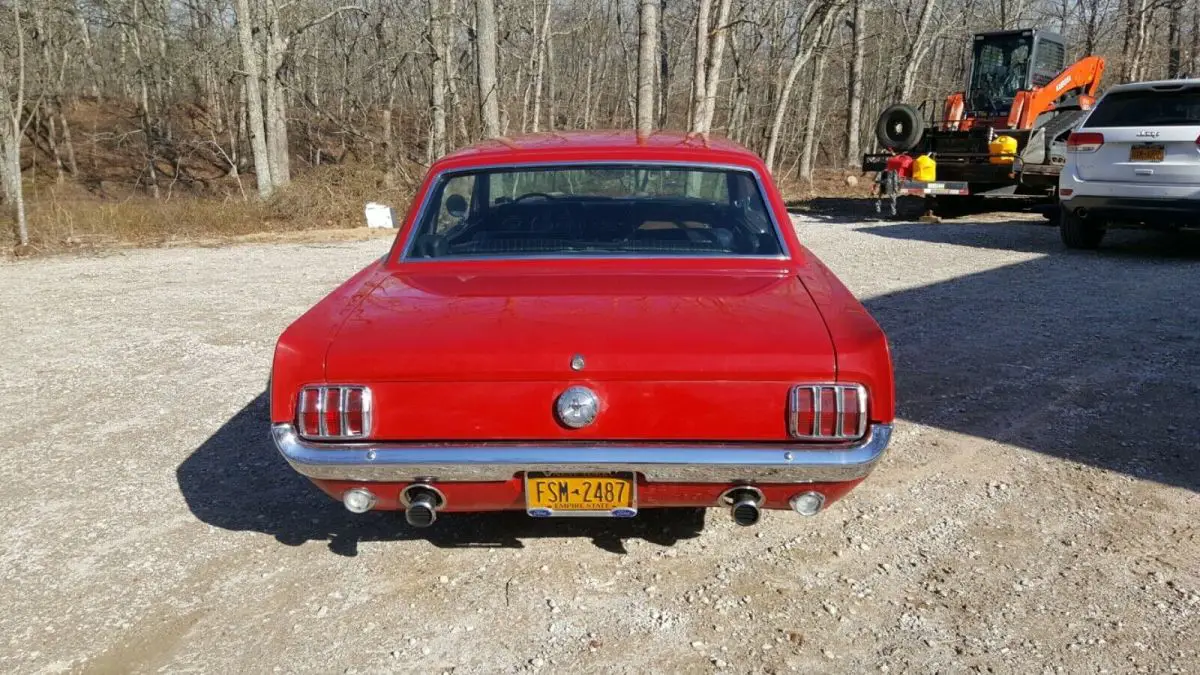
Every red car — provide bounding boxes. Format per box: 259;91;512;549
270;131;894;529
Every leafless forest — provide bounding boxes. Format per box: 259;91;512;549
0;0;1195;248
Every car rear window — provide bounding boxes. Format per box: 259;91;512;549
1083;88;1200;127
405;165;784;259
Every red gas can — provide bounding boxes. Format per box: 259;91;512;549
885;154;914;179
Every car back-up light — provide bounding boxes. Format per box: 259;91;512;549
297;385;372;439
1066;132;1104;153
789;384;868;441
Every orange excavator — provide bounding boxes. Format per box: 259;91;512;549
864;28;1105;213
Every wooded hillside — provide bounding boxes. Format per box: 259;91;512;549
0;0;1194;248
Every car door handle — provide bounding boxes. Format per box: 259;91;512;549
1134;168;1154;175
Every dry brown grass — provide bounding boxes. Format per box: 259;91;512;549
16;164;418;255
9;153;872;257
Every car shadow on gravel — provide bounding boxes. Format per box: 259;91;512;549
860;222;1200;493
859;219;1200;257
177;392;705;557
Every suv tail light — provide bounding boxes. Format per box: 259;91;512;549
788;384;868;441
297;385;372;439
1066;132;1105;153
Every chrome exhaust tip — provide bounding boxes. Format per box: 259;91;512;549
731;499;761;526
720;487;764;527
402;485;445;528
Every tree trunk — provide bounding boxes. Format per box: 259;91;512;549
897;0;937;102
1192;4;1199;76
697;0;733;133
845;0;865;166
531;0;553;132
636;0;659;136
800;24;835;181
690;0;712;131
658;0;669;128
476;0;501;138
264;1;290;188
1;0;28;246
234;0;273;198
1168;0;1183;78
429;0;448;158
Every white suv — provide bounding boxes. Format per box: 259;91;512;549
1058;79;1200;249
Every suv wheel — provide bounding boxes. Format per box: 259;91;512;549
1059;205;1106;249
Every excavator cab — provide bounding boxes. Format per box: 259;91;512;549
966;29;1067;116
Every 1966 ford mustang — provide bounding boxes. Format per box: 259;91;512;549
270;131;894;528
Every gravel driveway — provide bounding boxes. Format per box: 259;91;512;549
1;212;1197;673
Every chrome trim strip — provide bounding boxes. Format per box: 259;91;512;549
316;386;328;437
270;422;892;484
811;385;822;436
835;387;844;438
397;160;793;263
339;387;349;440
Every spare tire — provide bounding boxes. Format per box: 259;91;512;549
875;104;925;151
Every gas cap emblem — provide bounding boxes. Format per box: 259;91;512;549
556;386;599;429
570;354;586;371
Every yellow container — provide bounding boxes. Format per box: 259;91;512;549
912;154;937;183
989;135;1018;165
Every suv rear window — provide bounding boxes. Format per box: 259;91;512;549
405;165;784;259
1083;88;1200;127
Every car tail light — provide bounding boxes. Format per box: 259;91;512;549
788;384;868;441
297;385;372;439
1066;132;1104;153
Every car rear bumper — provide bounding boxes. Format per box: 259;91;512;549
1061;195;1200;224
271;422;893;484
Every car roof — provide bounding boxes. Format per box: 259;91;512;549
1105;78;1200;94
433;130;763;170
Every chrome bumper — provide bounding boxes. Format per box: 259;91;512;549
271;423;892;484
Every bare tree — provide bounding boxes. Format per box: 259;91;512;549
530;0;554;132
800;17;837;180
1168;0;1184;76
897;0;938;102
764;0;844;173
691;0;733;133
476;0;501;137
0;0;30;246
637;0;659;135
429;0;448;158
844;0;866;166
235;0;274;198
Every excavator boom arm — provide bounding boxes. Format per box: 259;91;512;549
1007;55;1106;129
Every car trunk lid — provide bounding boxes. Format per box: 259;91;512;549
322;268;836;441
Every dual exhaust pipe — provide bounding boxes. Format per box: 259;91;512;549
349;484;823;529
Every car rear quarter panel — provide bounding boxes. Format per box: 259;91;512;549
796;253;896;423
270;259;388;423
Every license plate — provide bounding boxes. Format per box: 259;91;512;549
1130;144;1164;162
525;473;636;517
